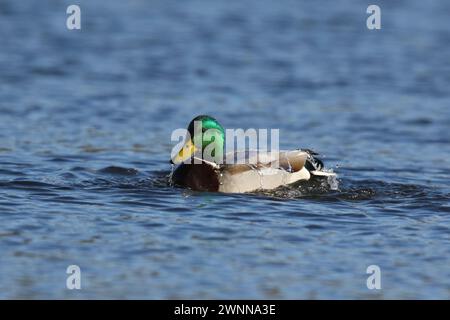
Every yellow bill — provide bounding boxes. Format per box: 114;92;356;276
171;138;198;164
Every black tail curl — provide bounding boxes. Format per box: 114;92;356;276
303;149;324;172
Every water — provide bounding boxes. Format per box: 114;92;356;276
0;0;449;299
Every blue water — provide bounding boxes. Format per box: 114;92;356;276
0;0;449;299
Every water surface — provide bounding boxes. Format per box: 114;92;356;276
0;0;449;299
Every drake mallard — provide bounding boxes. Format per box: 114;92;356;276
170;115;335;193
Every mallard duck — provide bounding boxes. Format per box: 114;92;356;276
170;115;335;193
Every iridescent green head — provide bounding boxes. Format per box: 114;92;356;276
172;115;225;164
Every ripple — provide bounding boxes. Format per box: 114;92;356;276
98;166;140;176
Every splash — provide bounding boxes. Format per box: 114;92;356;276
168;164;175;186
325;169;339;191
